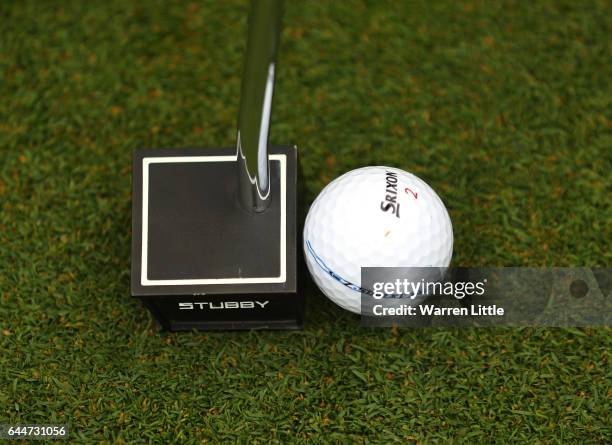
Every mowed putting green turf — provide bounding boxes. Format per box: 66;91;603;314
1;0;610;443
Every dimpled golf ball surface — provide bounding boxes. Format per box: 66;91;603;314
304;166;453;314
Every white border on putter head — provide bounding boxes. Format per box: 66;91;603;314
140;154;287;286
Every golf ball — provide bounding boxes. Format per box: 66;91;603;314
303;166;453;314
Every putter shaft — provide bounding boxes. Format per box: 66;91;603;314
236;0;283;212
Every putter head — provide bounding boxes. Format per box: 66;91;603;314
131;146;301;330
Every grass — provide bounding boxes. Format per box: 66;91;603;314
0;0;610;443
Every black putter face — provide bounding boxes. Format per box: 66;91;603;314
146;155;282;281
131;147;301;331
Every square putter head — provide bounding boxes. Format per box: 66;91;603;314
130;0;302;330
131;146;301;330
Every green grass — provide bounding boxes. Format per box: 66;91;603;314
1;0;610;443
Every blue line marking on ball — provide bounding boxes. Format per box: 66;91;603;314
305;240;372;295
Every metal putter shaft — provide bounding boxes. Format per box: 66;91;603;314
237;0;284;212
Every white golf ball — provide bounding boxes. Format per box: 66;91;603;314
303;166;453;314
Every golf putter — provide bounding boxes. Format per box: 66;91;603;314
131;0;301;330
